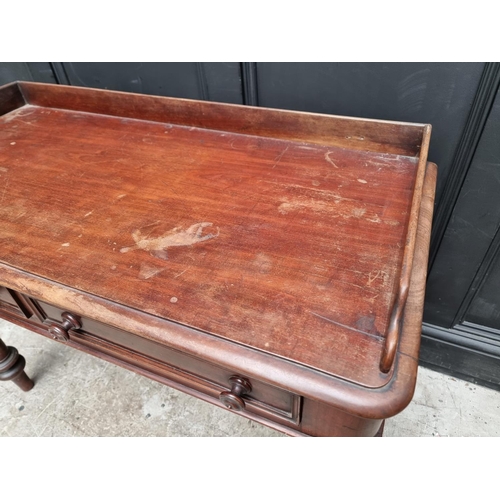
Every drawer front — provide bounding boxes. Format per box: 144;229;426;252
0;287;33;319
32;298;301;426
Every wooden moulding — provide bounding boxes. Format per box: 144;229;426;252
380;125;431;373
15;81;426;155
0;81;436;420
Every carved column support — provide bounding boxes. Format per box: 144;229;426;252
0;338;34;391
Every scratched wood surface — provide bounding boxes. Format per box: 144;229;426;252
0;89;426;388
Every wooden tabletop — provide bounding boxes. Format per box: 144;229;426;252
0;82;430;389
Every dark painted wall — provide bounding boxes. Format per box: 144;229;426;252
58;62;244;104
425;84;500;328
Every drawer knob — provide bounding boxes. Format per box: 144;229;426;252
47;312;82;342
219;376;252;411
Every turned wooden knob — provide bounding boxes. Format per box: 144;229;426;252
47;312;82;342
219;376;252;411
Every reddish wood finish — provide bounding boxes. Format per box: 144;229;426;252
0;82;24;117
0;337;34;392
220;376;253;411
0;287;33;318
19;81;424;155
46;311;82;341
380;124;431;373
0;82;437;436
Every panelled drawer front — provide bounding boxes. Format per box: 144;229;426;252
0;287;33;319
33;299;301;426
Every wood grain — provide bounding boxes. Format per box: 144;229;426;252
0;82;436;435
0;82;24;117
19;81;425;155
0;99;424;386
0;164;436;433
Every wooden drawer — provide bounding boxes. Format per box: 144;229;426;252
0;287;33;319
31;298;301;427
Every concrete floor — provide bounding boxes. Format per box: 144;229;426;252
1;318;500;437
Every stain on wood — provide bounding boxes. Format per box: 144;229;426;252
121;222;219;260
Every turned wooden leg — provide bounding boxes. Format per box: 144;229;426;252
375;420;385;437
0;337;34;391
